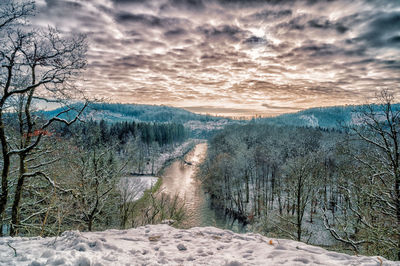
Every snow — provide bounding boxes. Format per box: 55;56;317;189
137;140;201;176
149;140;195;173
119;176;158;201
184;120;231;131
299;114;319;127
0;224;397;266
119;140;202;202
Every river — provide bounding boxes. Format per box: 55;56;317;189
160;143;247;232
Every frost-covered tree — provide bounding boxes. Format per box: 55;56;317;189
69;148;122;231
280;153;321;241
0;0;87;236
324;90;400;259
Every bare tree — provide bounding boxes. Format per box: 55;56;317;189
357;90;400;259
70;148;123;231
0;0;87;235
279;153;320;241
324;89;400;259
0;1;34;29
118;177;147;229
138;191;185;227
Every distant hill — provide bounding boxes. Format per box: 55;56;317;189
255;103;400;129
42;102;400;131
43;102;226;123
42;102;234;138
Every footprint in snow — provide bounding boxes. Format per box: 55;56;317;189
177;243;187;251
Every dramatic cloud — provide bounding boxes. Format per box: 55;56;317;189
33;0;400;117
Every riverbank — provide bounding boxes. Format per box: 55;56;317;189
158;142;249;232
155;139;204;177
119;139;205;203
128;139;205;177
118;140;206;228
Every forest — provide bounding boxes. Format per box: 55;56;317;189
199;92;400;260
44;102;224;123
57;120;187;149
1;112;189;235
0;1;194;238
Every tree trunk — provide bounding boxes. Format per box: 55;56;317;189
297;189;301;241
88;217;93;231
0;108;11;237
245;171;249;203
10;84;35;236
395;171;400;260
10;154;27;236
297;174;302;241
271;166;276;206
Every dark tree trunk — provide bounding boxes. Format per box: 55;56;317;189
10;154;27;236
395;169;400;260
245;171;249;203
0;111;10;237
297;176;302;241
88;217;93;231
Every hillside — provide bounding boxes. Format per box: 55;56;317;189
0;224;395;266
258;103;400;129
41;102;400;131
41;102;234;138
43;103;225;123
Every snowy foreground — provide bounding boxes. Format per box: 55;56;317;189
0;225;397;266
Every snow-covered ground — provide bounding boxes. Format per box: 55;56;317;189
119;176;158;201
0;224;396;266
184;120;231;131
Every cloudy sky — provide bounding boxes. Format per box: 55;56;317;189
33;0;400;117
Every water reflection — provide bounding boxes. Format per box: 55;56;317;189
161;143;247;233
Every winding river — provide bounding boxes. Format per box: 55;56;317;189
161;143;247;232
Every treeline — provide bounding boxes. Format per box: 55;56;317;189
200;94;400;260
257;103;400;129
86;102;218;122
57;120;187;147
200;124;337;234
257;106;353;128
45;102;223;123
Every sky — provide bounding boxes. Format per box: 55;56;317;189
33;0;400;117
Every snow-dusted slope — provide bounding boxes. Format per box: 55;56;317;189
0;225;396;266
